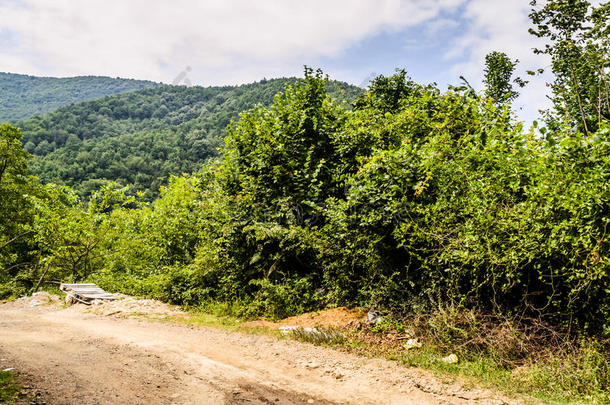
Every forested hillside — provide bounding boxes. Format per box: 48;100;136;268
0;72;160;122
18;78;362;199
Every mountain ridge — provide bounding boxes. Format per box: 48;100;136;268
0;72;161;122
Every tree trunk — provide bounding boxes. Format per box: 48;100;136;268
33;265;51;293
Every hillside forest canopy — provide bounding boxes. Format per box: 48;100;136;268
0;72;160;122
15;78;362;200
1;0;609;365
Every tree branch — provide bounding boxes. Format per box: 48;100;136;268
0;230;33;251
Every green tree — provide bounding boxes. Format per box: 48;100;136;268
178;69;350;316
483;51;521;104
529;0;610;133
223;68;348;215
0;124;38;296
0;124;28;186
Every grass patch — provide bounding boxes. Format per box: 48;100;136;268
0;370;22;404
177;310;245;330
157;301;280;337
395;348;609;404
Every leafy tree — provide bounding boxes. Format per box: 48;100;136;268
353;69;419;113
483;51;521;104
0;124;39;296
164;69;352;316
30;185;109;284
223;68;348;216
529;0;610;133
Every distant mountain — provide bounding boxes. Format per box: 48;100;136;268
0;72;160;122
18;78;363;199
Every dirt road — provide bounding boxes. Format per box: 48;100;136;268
0;299;515;405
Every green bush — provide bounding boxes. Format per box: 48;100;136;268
245;277;323;320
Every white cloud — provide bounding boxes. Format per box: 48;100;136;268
0;0;464;84
0;0;567;122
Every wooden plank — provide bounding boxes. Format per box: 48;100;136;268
70;288;107;294
73;293;108;297
63;285;103;289
60;283;116;300
61;283;97;287
73;295;117;301
69;288;105;292
74;292;114;297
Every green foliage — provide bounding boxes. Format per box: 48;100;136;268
17;78;362;199
30;184;109;284
0;72;159;122
55;69;607;334
0;124;39;297
245;277;323;320
524;340;610;402
483;51;521;104
0;370;22;404
166;69;352;315
529;0;610;134
320;84;610;330
2;65;610;342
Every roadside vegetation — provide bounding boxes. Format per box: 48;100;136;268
1;0;609;402
0;370;22;404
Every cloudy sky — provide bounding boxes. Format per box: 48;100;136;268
0;0;554;121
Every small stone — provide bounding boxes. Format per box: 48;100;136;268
441;354;459;364
367;310;383;325
278;326;299;334
403;338;422;350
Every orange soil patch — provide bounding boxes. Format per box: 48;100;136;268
245;307;368;329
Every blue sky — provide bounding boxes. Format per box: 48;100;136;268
313;21;466;87
0;0;553;122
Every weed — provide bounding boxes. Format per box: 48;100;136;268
353;306;610;404
288;327;345;346
0;370;22;404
